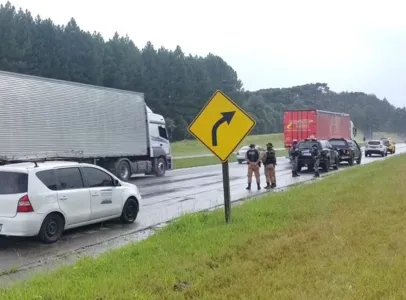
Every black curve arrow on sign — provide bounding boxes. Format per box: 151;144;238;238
211;111;236;146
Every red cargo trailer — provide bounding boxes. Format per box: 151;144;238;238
283;109;351;148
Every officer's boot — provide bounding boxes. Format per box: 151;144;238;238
271;182;276;189
257;182;261;190
246;182;251;190
292;171;298;177
265;182;271;189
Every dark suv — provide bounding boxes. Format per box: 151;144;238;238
297;139;339;172
328;138;362;166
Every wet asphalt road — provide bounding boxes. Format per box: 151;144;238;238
0;144;405;282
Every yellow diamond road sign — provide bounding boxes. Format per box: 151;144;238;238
188;90;256;162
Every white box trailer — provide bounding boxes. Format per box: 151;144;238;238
0;71;172;180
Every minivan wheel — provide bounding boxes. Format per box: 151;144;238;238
120;198;139;224
38;213;64;244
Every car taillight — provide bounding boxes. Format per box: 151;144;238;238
17;195;34;213
346;148;350;154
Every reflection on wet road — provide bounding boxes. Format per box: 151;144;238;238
1;145;405;281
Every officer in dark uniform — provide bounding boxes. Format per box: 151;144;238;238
245;143;261;190
263;142;277;189
289;140;300;177
311;143;321;177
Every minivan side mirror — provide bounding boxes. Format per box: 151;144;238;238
114;179;121;186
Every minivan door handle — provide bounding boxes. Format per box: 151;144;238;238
91;192;99;197
59;196;68;201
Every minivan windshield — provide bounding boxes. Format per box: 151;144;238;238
0;171;28;195
368;141;381;145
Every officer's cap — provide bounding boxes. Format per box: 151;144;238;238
266;142;273;148
249;143;255;148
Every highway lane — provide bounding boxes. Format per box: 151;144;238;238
0;144;405;283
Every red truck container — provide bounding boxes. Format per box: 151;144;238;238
283;109;351;148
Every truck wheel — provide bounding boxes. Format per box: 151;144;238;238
120;197;139;224
155;157;166;177
117;160;131;181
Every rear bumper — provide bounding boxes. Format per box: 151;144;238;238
0;213;42;237
365;149;385;155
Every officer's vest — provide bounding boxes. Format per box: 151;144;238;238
264;150;275;165
246;149;259;162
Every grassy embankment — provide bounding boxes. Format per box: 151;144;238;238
171;131;404;169
2;154;406;299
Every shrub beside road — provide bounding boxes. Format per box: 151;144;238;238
2;154;406;299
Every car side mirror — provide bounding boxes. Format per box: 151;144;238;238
114;179;121;186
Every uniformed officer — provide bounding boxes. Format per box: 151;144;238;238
245;143;261;190
289;140;300;177
312;143;321;177
263;142;277;189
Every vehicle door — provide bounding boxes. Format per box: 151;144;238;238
81;166;123;220
350;140;360;158
55;167;91;226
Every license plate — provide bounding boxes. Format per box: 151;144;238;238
303;153;311;156
370;146;377;148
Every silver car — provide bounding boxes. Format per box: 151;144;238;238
236;145;264;164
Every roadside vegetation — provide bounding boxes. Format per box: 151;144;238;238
2;154;405;299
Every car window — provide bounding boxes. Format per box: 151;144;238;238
56;167;84;190
82;167;114;187
298;141;320;150
36;170;57;191
241;146;249;150
0;171;28;195
329;139;347;146
158;126;168;140
382;139;390;146
368;141;381;145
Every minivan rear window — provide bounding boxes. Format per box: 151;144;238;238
368;141;381;145
0;171;28;195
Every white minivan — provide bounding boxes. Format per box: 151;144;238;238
0;161;142;243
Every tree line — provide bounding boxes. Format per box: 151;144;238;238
1;2;405;141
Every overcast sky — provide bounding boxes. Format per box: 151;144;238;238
4;0;406;107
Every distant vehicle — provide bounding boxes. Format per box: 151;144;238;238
236;145;263;164
283;109;358;150
0;161;141;244
296;139;339;172
0;70;172;182
365;140;387;157
380;138;396;154
328;138;362;166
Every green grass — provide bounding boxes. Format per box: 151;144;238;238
172;133;284;157
2;154;406;299
173;149;288;169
